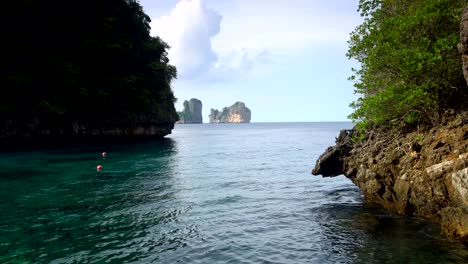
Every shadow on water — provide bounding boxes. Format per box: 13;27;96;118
0;137;200;263
313;202;468;264
0;136;177;154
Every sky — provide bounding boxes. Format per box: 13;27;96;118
139;0;363;122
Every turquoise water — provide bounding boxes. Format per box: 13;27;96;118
0;123;466;263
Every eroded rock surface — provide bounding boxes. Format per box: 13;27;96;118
312;112;468;241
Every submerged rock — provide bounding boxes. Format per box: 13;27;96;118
209;102;251;123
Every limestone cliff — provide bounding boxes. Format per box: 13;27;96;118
209;102;251;123
312;6;468;242
177;98;203;124
313;112;468;241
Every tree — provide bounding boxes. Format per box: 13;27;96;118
2;0;178;134
347;0;468;128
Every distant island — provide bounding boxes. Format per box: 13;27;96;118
177;98;203;124
209;102;251;123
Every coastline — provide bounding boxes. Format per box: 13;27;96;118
312;111;468;241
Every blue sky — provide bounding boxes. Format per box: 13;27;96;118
139;0;363;122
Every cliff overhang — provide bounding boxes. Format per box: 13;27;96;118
312;112;468;241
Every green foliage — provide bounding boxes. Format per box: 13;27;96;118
209;109;220;121
348;0;468;128
2;0;178;128
350;133;367;143
354;119;370;133
350;119;369;142
415;134;424;142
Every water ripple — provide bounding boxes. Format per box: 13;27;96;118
1;123;467;263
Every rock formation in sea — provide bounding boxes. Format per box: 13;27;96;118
177;98;203;124
312;115;468;241
209;102;251;123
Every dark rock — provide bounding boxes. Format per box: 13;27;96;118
312;129;353;176
440;206;468;241
312;146;343;176
0;112;175;144
311;112;468;241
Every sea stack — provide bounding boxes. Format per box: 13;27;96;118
209;102;251;123
177;98;203;124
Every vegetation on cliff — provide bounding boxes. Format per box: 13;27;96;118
2;0;177;137
313;2;468;240
348;0;468;128
313;111;468;241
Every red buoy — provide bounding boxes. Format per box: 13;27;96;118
102;152;107;158
97;165;103;171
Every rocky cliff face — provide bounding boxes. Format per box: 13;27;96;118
459;7;468;85
209;102;251;123
312;7;468;241
177;98;203;124
312;112;468;241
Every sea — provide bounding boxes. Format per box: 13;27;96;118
0;123;466;263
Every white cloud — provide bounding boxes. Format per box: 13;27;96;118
151;0;222;79
150;0;271;82
141;0;363;121
203;49;272;82
211;1;362;53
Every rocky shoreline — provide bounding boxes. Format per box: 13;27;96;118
312;112;468;241
0;114;175;144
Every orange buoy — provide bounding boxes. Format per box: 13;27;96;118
97;165;103;171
